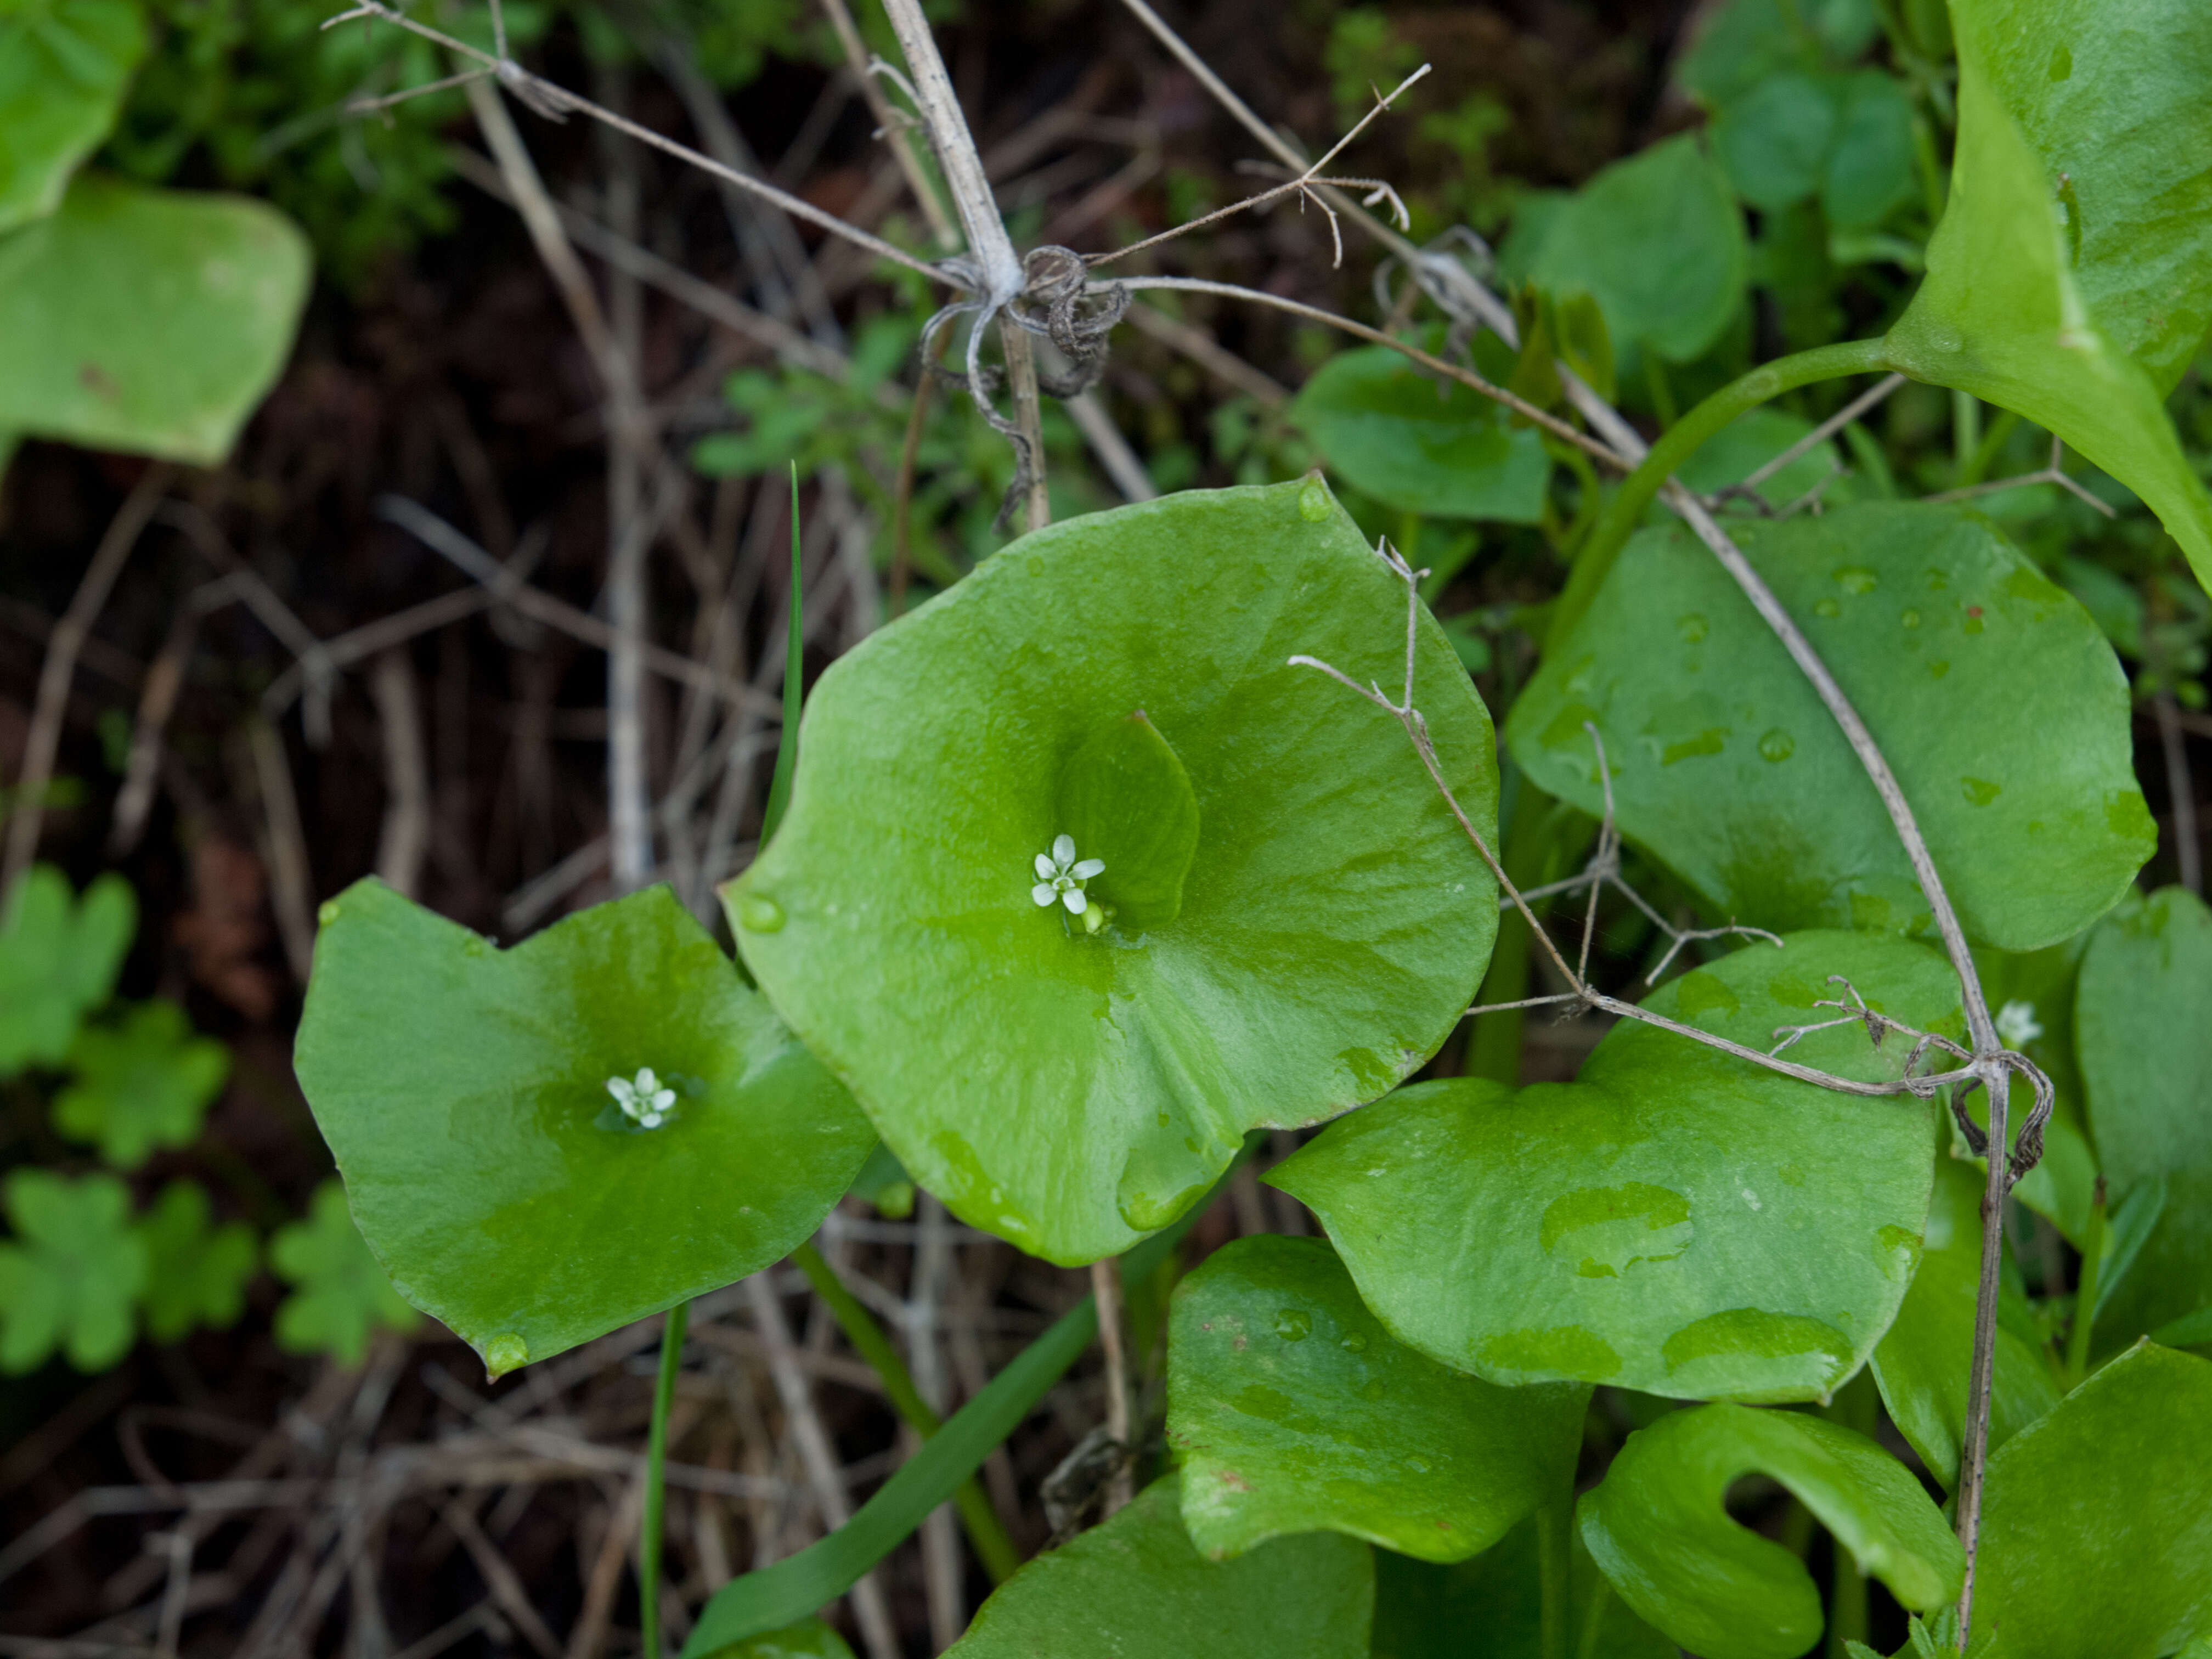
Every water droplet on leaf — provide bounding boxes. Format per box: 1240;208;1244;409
1757;729;1795;763
483;1331;528;1379
1273;1308;1313;1341
737;893;786;933
1297;476;1332;522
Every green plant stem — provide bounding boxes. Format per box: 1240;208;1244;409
1536;1497;1572;1659
1951;389;1982;483
641;1298;689;1659
792;1239;1022;1583
1549;337;1895;650
1957;407;2022;488
2065;1177;2109;1390
1823;1370;1878;1656
761;460;805;845
1467;787;1583;1086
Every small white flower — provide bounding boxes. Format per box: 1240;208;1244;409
1030;832;1105;915
1995;999;2043;1048
607;1066;678;1129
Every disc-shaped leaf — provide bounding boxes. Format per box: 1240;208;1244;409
1971;1341;2212;1658
1882;0;2212;585
1526;134;1747;364
1505;503;2152;952
1577;1403;1963;1659
1166;1235;1588;1562
0;0;146;234
0;177;309;463
729;481;1500;1266
1291;346;1550;521
1273;930;1956;1402
2076;888;2212;1353
0;865;134;1074
294;880;875;1373
944;1474;1372;1659
1868;1158;2061;1489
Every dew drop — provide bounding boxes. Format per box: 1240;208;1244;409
1297;476;1332;522
1757;729;1795;763
1677;613;1709;644
737;893;786;933
317;900;342;927
1813;597;1841;618
1900;608;1921;629
1407;1456;1432;1474
1359;1379;1388;1402
1339;1332;1368;1353
1832;565;1878;595
1960;776;2002;806
483;1331;529;1380
462;936;487;958
1273;1308;1313;1342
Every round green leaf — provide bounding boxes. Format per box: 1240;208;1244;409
1166;1235;1588;1562
944;1473;1372;1659
1273;929;1957;1402
1506;503;2152;952
55;999;228;1169
0;864;134;1074
1527;134;1748;364
730;482;1500;1266
0;176;310;464
0;0;147;234
1577;1403;1963;1659
2076;887;2212;1352
1973;1341;2212;1658
295;880;875;1373
1712;71;1838;211
1291;347;1551;522
1868;1157;2061;1489
1822;71;1915;231
0;1168;145;1373
1371;1511;1675;1659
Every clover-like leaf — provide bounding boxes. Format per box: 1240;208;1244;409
136;1180;257;1344
1525;134;1747;364
1882;0;2212;585
295;880;875;1373
0;864;134;1074
0;1168;145;1373
1166;1235;1588;1562
53;1000;229;1169
944;1473;1372;1659
2075;887;2212;1354
1970;1341;2212;1658
1291;346;1550;521
729;481;1500;1265
1867;1158;2061;1490
0;177;311;464
1274;930;1956;1402
1506;503;2152;952
0;0;146;234
1371;1509;1677;1659
269;1180;419;1365
1578;1403;1963;1659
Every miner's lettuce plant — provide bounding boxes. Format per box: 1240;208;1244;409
289;0;2212;1654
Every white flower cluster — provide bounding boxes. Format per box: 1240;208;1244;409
1030;834;1104;914
607;1066;677;1129
1995;1000;2043;1048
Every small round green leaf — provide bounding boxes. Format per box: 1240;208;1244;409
1291;347;1551;521
0;1168;145;1373
54;999;228;1169
945;1473;1372;1659
1273;930;1956;1401
294;880;874;1372
1712;71;1838;211
731;482;1500;1265
0;865;134;1074
1167;1235;1588;1562
0;0;147;234
1578;1403;1963;1659
1506;503;2152;952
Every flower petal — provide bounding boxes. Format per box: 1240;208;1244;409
1062;887;1087;915
1035;853;1057;880
1053;833;1076;866
1071;859;1105;879
636;1068;658;1092
1032;883;1057;907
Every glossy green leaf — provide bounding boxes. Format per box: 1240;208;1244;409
137;1180;257;1344
944;1474;1372;1659
1057;710;1201;929
1273;929;1955;1402
1972;1342;2212;1658
0;176;310;464
0;865;134;1074
269;1180;419;1366
0;0;146;234
1506;503;2152;952
295;879;874;1373
1822;72;1916;230
1882;0;2212;584
1291;346;1550;521
1370;1511;1675;1659
1165;1234;1588;1562
1868;1157;2061;1489
729;481;1500;1266
1578;1403;1963;1659
2076;888;2212;1352
1527;134;1747;364
53;999;228;1169
0;1169;145;1372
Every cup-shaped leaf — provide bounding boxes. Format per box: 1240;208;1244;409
944;1473;1372;1659
1869;1158;2061;1489
294;880;874;1374
0;0;146;234
1273;930;1956;1402
2076;887;2212;1353
1506;503;2152;952
1969;1341;2212;1658
1882;0;2212;584
729;481;1500;1265
1291;346;1550;521
0;177;310;464
1578;1403;1963;1659
1167;1234;1588;1562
